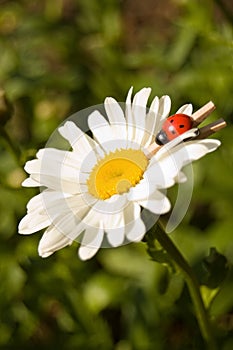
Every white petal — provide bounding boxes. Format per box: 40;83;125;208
127;179;154;202
124;201;141;222
18;191;67;234
141;95;172;149
48;200;90;242
158;95;171;120
24;190;85;215
50;203;90;240
79;148;101;173
25;149;81;176
125;86;135;142
26;192;45;212
91;194;127;216
154;138;220;183
29;173;84;194
126;217;146;242
132;88;151;122
104;97;127;143
81;206;106;228
78;224;104;260
176;103;193;116
39;147;96;175
144;162;175;189
58;121;81;146
37;147;78;163
18;213;51;234
46;192;93;225
131;88;151;144
123;202;146;242
23;192;90;241
175;171;187;183
152;144;191;181
132;87;150;105
138;190;171;214
88;110;112;143
190;139;221;152
104;97;126;125
143;97;159;147
48;148;95;175
149;95;160;116
22;177;40;187
24;159;45;175
58;121;96;154
26;190;71;214
155;95;172;133
125;86;133;124
106;226;125;247
179;139;221;163
155;128;199;159
143;95;172;147
88;110;126;152
104;212;125;247
38;225;73;258
24;147;96;192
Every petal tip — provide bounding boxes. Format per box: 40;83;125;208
78;246;98;261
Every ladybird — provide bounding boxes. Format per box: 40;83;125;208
156;113;193;145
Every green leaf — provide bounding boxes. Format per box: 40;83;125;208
200;285;219;309
202;247;229;289
145;225;173;267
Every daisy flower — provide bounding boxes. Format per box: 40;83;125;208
18;87;220;260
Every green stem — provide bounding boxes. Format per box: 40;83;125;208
154;221;217;350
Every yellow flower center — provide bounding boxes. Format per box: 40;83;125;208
87;149;148;200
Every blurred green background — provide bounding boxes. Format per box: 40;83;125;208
0;0;233;349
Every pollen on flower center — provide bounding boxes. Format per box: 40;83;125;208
87;149;148;200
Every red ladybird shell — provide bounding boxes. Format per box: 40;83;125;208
155;113;193;145
162;113;193;141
